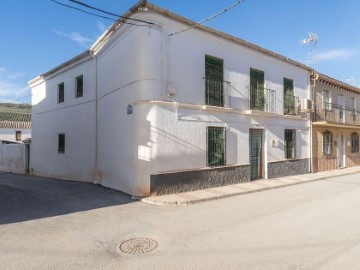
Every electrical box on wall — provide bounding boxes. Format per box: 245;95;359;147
167;83;176;98
272;139;279;147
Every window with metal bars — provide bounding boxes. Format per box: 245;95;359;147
284;78;295;115
250;69;265;110
205;55;224;107
351;132;359;153
207;127;225;167
58;134;65;154
284;129;296;159
58;82;64;103
323;131;332;155
75;75;83;98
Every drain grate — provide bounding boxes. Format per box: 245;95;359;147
119;238;158;254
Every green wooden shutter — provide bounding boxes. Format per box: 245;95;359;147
205;55;224;107
250;69;265;110
207;127;225;166
284;78;294;115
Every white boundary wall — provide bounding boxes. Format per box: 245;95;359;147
0;144;26;174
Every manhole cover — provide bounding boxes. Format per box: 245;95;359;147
119;238;158;254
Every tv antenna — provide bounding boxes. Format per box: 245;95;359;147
299;32;318;68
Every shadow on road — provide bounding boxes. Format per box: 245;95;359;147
0;172;134;225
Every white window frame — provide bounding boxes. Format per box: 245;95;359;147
351;97;357;116
351;132;359;153
322;89;331;111
323;131;333;155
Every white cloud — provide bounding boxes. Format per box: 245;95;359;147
96;21;107;33
0;79;30;103
52;30;94;48
317;49;355;62
0;67;30;103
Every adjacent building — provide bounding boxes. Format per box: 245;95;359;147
0;103;31;143
29;0;312;196
312;73;360;172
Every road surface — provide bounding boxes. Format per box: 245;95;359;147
1;172;360;269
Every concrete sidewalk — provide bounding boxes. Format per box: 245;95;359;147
141;167;360;206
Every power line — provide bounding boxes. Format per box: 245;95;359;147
169;0;245;37
51;0;147;26
51;0;118;22
9;92;33;104
68;0;154;25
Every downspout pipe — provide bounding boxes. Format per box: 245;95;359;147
90;51;99;182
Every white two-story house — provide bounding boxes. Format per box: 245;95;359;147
29;0;312;196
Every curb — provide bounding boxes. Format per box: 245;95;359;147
141;168;360;206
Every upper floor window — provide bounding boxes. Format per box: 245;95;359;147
322;89;331;111
323;131;333;155
284;78;295;115
58;82;64;103
205;55;224;107
351;97;356;115
75;75;83;98
351;132;359;153
250;68;265;111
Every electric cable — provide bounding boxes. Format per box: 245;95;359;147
169;0;244;37
68;0;154;25
51;0;148;26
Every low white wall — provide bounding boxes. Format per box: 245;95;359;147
0;128;31;143
0;144;26;174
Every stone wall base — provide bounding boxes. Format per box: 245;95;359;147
150;164;251;196
268;158;310;179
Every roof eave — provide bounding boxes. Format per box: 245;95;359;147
90;0;147;53
28;50;91;87
145;2;312;72
317;73;360;94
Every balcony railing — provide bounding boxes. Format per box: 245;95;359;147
314;102;360;125
284;94;300;115
205;77;224;107
248;86;276;113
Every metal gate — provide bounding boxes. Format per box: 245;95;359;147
25;144;30;174
249;129;263;180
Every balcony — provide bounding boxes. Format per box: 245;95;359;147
314;102;360;125
284;94;300;115
205;77;224;107
248;86;276;113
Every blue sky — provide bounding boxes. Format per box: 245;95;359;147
1;0;360;103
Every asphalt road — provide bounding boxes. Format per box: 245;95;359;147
1;172;360;269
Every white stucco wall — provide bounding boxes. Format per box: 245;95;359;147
30;9;311;196
0;144;26;174
31;58;96;182
116;11;311;194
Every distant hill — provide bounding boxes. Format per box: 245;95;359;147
0;103;31;122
